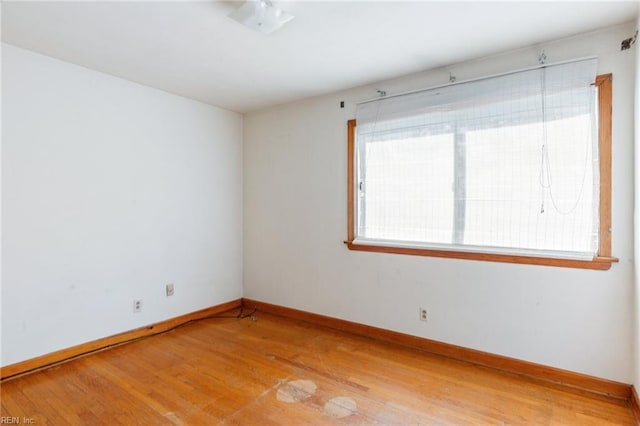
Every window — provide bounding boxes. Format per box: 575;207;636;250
346;60;616;270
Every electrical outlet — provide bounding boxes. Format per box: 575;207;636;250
133;299;143;313
419;307;428;322
166;283;174;297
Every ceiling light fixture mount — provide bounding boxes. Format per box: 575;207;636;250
228;0;294;35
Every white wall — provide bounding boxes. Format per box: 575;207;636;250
244;23;636;382
1;44;243;366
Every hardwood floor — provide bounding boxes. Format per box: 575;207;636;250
1;309;635;425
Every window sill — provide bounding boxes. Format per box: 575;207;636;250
344;240;618;270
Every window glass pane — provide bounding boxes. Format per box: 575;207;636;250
464;115;595;253
361;134;454;243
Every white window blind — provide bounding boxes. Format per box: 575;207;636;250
354;58;599;260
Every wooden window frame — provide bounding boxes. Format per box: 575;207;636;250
345;74;617;270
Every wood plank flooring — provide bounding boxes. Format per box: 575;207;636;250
0;309;635;425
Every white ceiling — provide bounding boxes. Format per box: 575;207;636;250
1;1;638;113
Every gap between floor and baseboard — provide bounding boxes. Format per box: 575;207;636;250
0;299;242;381
241;299;636;408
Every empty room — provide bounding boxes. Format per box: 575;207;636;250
1;1;640;424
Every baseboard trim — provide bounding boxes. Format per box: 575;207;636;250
631;385;640;425
2;296;633;409
0;299;242;381
242;298;631;402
